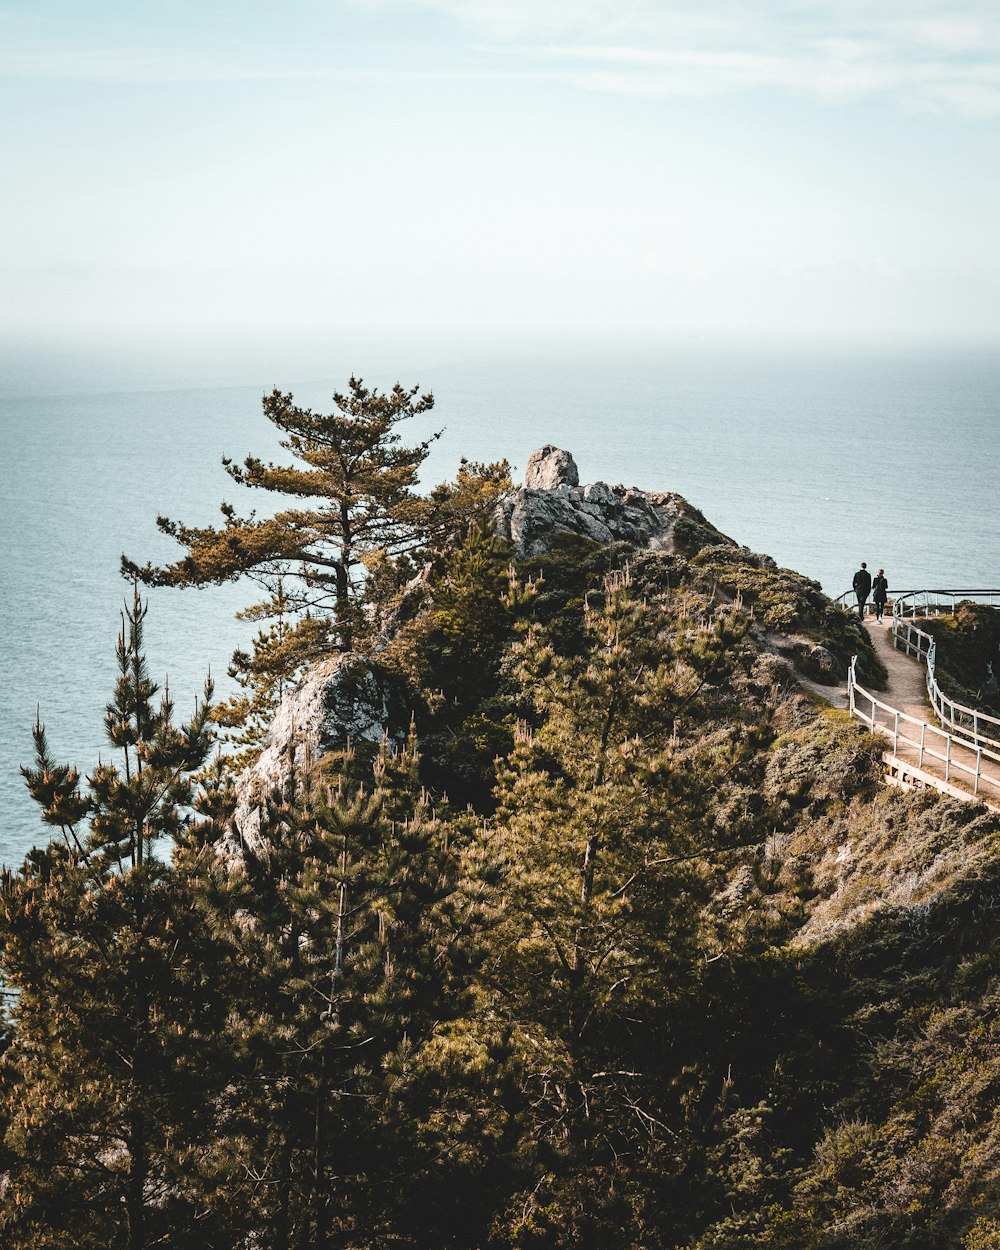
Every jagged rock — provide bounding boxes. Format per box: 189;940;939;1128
582;481;615;508
230;653;391;855
525;445;579;490
494;446;729;560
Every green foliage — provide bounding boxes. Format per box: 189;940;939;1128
389;521;517;806
737;861;1000;1250
667;504;736;557
472;570;778;1246
764;716;883;818
693;544;887;687
8;446;1000;1250
214;734;504;1247
428;455;515;532
967;1218;1000;1250
924;602;1000;716
0;591;233;1249
403;520;514;707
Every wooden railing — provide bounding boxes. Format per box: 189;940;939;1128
890;591;1000;753
835;588;1000;752
847;656;1000;803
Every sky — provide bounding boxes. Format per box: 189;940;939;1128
2;0;1000;350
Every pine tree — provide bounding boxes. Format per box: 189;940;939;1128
0;590;236;1250
483;569;764;1244
122;379;511;747
385;519;517;806
216;732;501;1248
123;377;437;645
426;519;513;695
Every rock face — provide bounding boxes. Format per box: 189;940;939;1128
524;445;579;490
495;446;725;560
231;653;390;853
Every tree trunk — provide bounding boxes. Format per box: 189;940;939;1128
312;1057;330;1249
275;1128;293;1250
126;1103;147;1250
337;502;353;650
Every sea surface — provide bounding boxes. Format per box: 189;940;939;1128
2;341;998;862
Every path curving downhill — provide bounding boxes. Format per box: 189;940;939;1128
866;618;928;721
842;600;1000;811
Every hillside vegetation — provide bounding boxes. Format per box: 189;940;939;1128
1;390;996;1250
924;603;1000;718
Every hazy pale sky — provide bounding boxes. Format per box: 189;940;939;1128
3;0;1000;344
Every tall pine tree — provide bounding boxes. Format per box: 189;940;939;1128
0;590;236;1250
483;569;765;1245
122;379;511;747
213;733;501;1248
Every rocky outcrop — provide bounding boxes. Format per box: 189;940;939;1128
524;445;579;490
229;446;730;852
231;653;391;853
495;445;729;560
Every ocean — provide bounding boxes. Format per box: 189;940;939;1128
2;340;998;861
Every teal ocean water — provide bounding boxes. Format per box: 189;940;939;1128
2;344;998;862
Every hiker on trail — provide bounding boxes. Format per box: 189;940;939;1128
872;568;888;622
853;562;872;618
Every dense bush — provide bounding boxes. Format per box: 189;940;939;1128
924;602;1000;716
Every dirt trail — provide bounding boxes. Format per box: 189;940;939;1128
866;618;929;718
850;616;1000;809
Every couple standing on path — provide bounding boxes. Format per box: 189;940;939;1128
853;562;889;621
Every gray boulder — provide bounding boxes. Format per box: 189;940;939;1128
525;445;579;490
230;652;390;855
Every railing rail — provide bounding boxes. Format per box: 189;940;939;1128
891;590;1000;753
835;587;1000;754
834;587;1000;612
847;657;1000;801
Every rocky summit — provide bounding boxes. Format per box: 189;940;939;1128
494;444;730;559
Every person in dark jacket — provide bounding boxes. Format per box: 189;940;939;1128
871;568;888;621
852;562;872;618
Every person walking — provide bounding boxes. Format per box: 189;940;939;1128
871;568;888;622
852;562;872;618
